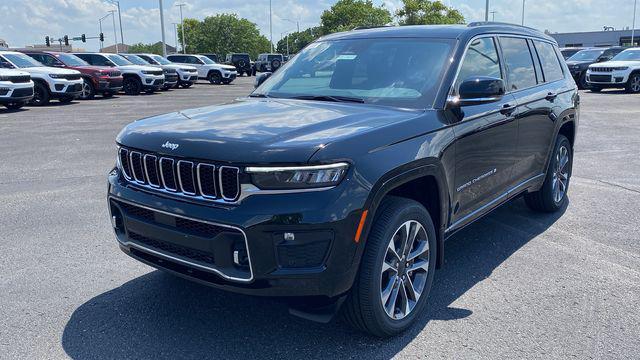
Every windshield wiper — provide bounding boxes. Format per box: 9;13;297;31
290;94;365;103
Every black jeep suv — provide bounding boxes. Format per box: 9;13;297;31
225;53;252;76
255;53;284;72
108;23;578;337
566;47;624;89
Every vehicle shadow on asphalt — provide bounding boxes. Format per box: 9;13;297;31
61;197;567;360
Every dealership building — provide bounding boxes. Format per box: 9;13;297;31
549;28;640;47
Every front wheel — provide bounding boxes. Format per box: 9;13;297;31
578;73;589;90
180;82;192;88
207;71;222;84
123;77;142;95
30;82;50;106
79;78;95;100
525;134;572;212
4;102;25;110
342;197;436;337
625;73;640;93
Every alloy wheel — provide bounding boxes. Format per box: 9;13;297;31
380;220;430;320
632;75;640;92
552;145;570;204
81;80;91;99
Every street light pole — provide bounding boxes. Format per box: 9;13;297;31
633;0;638;46
485;0;489;21
172;23;179;51
176;3;187;54
109;10;118;53
283;18;300;33
270;0;273;52
521;0;526;26
159;0;167;56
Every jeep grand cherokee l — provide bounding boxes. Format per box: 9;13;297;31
0;51;82;105
167;54;237;84
0;68;34;109
23;51;123;99
566;47;624;89
108;23;578;337
136;53;198;89
586;47;640;93
119;54;178;90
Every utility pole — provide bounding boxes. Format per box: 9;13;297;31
491;10;496;21
270;0;273;52
485;0;489;21
172;23;179;50
108;0;124;46
521;0;526;26
159;0;167;56
109;10;118;53
633;0;638;46
176;3;187;54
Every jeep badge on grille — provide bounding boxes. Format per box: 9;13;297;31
161;141;179;150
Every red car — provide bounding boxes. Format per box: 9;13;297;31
21;51;123;99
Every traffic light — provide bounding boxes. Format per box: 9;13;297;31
45;36;50;47
63;35;69;46
99;33;104;42
81;34;86;43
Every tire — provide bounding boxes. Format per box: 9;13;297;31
342;196;437;337
4;102;25;110
181;82;192;88
207;71;222;84
79;78;95;100
58;96;74;104
123;76;142;95
524;134;572;212
625;72;640;93
589;86;602;93
102;92;114;98
578;73;589;90
246;70;252;77
30;82;50;106
271;59;281;71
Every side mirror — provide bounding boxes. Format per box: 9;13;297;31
450;76;505;107
254;72;272;88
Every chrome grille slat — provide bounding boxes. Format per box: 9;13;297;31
159;157;177;191
197;163;217;199
118;148;132;180
144;154;160;188
129;151;146;184
177;160;197;195
219;166;240;201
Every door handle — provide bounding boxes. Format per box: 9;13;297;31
546;92;558;101
500;103;516;116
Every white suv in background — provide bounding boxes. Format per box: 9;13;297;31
0;68;34;110
135;53;198;88
73;53;165;95
587;47;640;93
119;53;178;90
0;51;82;105
166;54;237;84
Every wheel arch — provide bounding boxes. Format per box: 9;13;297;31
32;78;51;94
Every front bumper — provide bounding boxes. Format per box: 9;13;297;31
163;74;179;87
222;71;237;80
50;79;83;97
107;168;366;297
96;77;124;92
586;71;629;86
140;75;165;90
178;72;198;82
0;82;34;103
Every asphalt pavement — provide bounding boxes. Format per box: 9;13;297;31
0;77;638;359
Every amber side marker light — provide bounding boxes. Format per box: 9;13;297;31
354;210;369;243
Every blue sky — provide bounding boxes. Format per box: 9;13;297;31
1;0;639;51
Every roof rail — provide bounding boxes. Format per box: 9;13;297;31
353;25;393;31
467;21;541;33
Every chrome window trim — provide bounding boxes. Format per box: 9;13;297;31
196;163;217;199
109;196;254;283
143;154;160;188
159;157;177;191
177;160;197;196
219;166;240;201
129;151;146;184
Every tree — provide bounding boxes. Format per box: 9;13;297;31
276;27;321;55
128;42;165;55
395;0;465;26
320;0;392;35
177;14;271;59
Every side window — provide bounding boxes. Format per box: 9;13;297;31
91;55;108;66
41;55;62;66
499;37;537;91
455;37;502;91
0;55;14;68
533;40;564;83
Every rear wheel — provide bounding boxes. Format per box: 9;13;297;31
79;78;95;100
30;82;50;106
625;73;640;93
207;71;222;84
342;197;436;337
123;76;142;95
525;134;572;212
4;102;25;110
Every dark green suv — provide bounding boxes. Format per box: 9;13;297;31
225;53;252;76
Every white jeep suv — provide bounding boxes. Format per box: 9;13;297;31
166;54;237;84
136;53;198;88
119;53;178;90
0;68;34;109
73;53;165;95
0;51;82;105
587;47;640;93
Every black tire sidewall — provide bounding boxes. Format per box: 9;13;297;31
542;135;572;210
80;78;95;99
123;77;142;95
208;72;221;84
626;73;640;93
31;82;50;105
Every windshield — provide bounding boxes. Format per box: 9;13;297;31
612;49;640;61
106;54;133;66
197;55;215;64
150;55;171;65
55;53;89;66
568;49;603;62
254;38;454;108
2;53;43;68
122;54;149;65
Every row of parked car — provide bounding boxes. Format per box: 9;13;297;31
560;46;640;93
0;50;286;110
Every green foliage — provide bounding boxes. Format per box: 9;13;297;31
276;27;321;55
128;42;165;55
177;14;272;59
320;0;392;35
395;0;465;26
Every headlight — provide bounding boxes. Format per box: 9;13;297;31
180;68;191;72
141;70;154;75
49;74;65;78
245;163;349;190
613;67;629;70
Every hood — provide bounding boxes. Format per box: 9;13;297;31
117;64;160;72
22;66;80;75
205;63;236;71
565;60;593;67
116;98;425;163
589;60;640;68
73;65;116;72
160;64;190;71
0;68;30;76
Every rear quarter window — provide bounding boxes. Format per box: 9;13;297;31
534;41;564;82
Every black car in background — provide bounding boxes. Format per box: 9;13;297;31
200;53;218;63
566;47;625;88
225;53;252;76
560;47;586;59
109;23;578;337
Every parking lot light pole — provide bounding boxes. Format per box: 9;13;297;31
172;23;179;51
106;0;124;46
283;18;300;33
159;0;167;56
270;0;273;52
485;0;489;21
108;10;118;53
521;0;526;26
633;0;637;46
176;3;187;54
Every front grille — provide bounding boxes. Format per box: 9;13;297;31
152;79;164;86
9;75;31;83
590;67;613;72
147;70;164;76
66;83;82;92
164;69;177;74
590;74;612;83
108;71;121;77
11;87;34;97
165;74;179;81
63;74;82;81
118;147;241;202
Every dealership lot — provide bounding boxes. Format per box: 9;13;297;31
0;77;638;359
